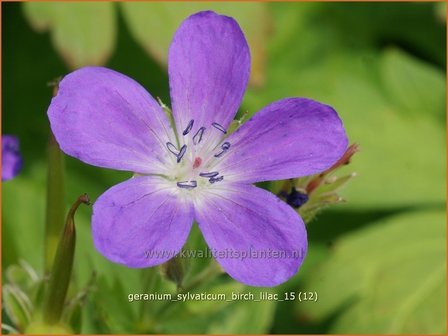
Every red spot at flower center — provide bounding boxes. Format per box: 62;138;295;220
193;157;202;169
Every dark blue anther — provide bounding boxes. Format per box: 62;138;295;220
177;180;197;189
286;187;309;208
212;122;227;134
193;127;206;145
209;176;224;184
166;142;178;156
199;171;219;178
221;142;231;150
214;142;231;158
183;119;194;136
177;144;187;163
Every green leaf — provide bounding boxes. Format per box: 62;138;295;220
298;210;446;334
20;2;53;31
22;2;116;69
381;48;446;119
313;3;446;67
435;2;446;23
243;47;445;208
335;78;446;208
2;163;47;272
84;277;136;334
120;2;270;87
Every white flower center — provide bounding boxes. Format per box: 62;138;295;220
163;119;230;194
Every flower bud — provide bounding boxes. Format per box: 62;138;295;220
43;194;90;325
278;144;359;223
160;257;184;290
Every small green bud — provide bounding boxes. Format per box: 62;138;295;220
315;173;357;195
278;144;359;223
227;111;248;134
160;257;184;291
157;96;173;118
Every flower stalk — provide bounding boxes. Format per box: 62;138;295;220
43;194;90;325
44;133;66;273
44;82;66;273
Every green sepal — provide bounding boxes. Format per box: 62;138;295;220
2;284;33;332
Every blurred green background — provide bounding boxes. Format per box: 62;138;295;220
2;2;446;334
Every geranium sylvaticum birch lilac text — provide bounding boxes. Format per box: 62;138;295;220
47;11;348;286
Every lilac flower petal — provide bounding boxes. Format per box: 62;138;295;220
215;98;348;183
48;67;175;174
168;11;250;139
2;135;23;181
92;176;193;268
195;183;307;287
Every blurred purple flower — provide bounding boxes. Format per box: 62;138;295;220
2;135;23;181
47;11;347;286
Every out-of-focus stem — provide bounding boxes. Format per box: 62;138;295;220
44;132;66;273
44;83;65;273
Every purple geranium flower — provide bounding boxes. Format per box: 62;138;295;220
47;11;347;286
2;135;23;181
